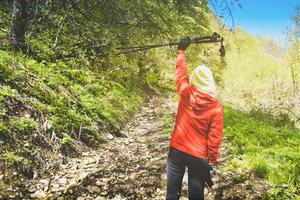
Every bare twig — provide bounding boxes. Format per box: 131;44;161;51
52;23;64;49
0;28;8;32
209;0;223;18
224;0;235;30
78;125;82;141
282;107;300;123
52;0;72;49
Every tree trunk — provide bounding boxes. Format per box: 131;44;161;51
9;0;28;51
138;60;146;77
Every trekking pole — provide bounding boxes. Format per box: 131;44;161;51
116;32;225;56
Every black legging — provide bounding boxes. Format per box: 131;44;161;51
166;147;207;200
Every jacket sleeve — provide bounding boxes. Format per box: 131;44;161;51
175;50;190;96
207;107;224;165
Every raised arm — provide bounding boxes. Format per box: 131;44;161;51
175;50;189;96
175;37;191;96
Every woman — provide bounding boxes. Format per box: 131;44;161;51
166;37;224;200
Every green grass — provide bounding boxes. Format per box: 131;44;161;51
10;117;37;134
0;85;16;101
0;50;144;145
60;134;72;145
4;151;21;167
0;121;10;137
224;106;300;199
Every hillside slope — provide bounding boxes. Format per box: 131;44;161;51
0;50;144;197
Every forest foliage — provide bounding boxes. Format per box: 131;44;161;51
0;0;215;145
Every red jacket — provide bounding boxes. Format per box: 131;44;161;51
170;50;224;165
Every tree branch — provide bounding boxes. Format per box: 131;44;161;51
224;0;235;30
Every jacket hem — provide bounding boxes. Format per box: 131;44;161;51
170;140;207;160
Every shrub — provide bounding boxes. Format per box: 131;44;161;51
232;174;248;184
60;134;72;145
4;151;21;167
11;117;37;134
0;85;16;101
0;56;16;83
0;121;10;138
250;158;270;178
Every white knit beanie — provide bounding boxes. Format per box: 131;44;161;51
189;65;216;98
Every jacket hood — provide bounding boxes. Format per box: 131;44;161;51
189;65;216;98
190;85;219;111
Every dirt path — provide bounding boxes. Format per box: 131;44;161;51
25;96;268;200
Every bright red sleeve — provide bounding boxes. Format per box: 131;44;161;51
207;107;224;165
175;50;190;96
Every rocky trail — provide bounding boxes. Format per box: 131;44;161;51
21;96;267;200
